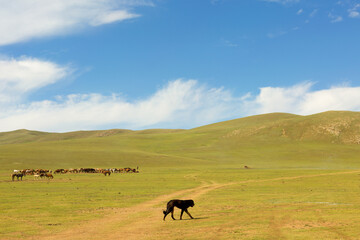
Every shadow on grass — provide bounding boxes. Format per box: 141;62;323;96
180;217;209;221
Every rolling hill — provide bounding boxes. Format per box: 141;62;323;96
1;111;360;170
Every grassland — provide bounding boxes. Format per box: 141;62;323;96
1;111;360;239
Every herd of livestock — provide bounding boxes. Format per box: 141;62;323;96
11;167;139;181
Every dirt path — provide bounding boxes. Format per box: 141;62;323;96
35;181;226;240
35;170;360;240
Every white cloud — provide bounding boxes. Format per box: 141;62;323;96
1;78;360;132
297;9;303;15
0;56;70;104
246;82;313;115
300;87;360;114
223;39;238;47
0;79;239;132
90;10;140;26
0;0;153;46
267;31;287;39
348;3;360;18
349;11;360;18
246;82;360;116
332;16;343;22
309;9;318;17
328;13;343;23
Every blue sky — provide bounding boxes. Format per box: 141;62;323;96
0;0;360;132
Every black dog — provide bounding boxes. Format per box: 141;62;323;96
163;199;195;220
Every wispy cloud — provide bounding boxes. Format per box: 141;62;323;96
348;4;360;18
222;39;239;47
0;56;71;105
349;11;360;18
261;0;300;4
0;0;153;46
328;13;343;23
297;9;303;15
0;79;239;132
1;75;360;132
303;9;318;23
267;31;287;39
309;9;318;18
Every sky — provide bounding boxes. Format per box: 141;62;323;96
0;0;360;132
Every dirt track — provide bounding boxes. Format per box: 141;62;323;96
33;181;226;240
35;170;360;240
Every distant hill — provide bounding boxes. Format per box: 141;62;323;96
194;111;360;144
1;111;360;170
2;111;360;145
0;129;132;145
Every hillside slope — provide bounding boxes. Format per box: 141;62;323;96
2;111;360;145
205;111;360;144
1;111;360;170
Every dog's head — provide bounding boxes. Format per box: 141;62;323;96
189;200;195;207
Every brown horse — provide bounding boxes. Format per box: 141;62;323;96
11;173;24;181
103;170;111;176
54;169;64;174
45;173;54;179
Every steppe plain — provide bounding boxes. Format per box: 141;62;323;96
1;111;360;240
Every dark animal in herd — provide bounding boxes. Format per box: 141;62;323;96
163;199;195;221
44;173;54;179
54;169;65;174
11;173;53;181
11;173;24;181
11;167;138;181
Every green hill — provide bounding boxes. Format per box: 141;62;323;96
0;129;134;145
1;111;360;170
204;111;360;144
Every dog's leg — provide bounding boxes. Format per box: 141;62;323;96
163;210;169;221
163;207;172;221
180;209;184;220
185;209;194;219
171;208;176;220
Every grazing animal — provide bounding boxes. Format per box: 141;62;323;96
34;174;40;180
45;173;54;179
103;170;111;176
81;168;96;173
11;173;24;181
54;169;64;174
163;199;195;221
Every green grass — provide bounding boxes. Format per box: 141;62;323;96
117;168;360;240
1;111;360;239
2;168;360;239
0;168;199;238
192;170;360;240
